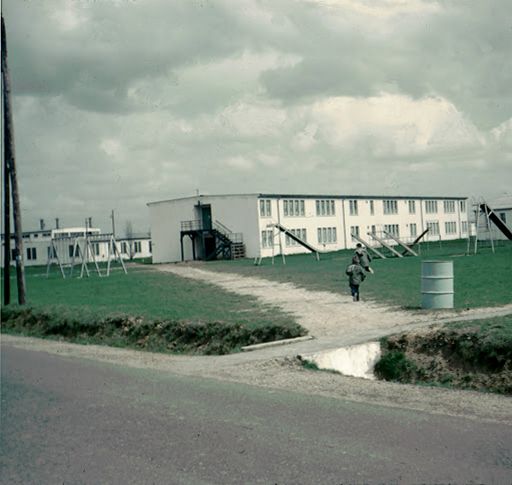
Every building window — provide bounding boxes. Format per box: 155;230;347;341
26;247;37;260
408;200;416;214
68;245;79;257
370;225;376;235
317;227;337;244
134;241;142;253
283;199;305;217
285;228;307;246
499;212;507;223
149;241;152;253
349;200;358;216
444;200;455;213
426;222;439;235
47;246;57;258
384;224;400;238
350;226;360;239
460;200;466;213
121;242;128;254
93;243;100;256
261;230;273;248
369;200;374;215
315;199;335;216
259;199;272;217
461;221;468;233
410;224;417;237
383;200;398;214
445;221;457;234
425;200;438;214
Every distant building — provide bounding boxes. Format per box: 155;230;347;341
1;226;152;267
148;193;469;263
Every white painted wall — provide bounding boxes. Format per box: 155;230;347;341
203;194;260;258
149;197;197;263
148;194;470;262
148;194;261;263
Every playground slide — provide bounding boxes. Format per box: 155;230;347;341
480;204;512;240
274;223;320;254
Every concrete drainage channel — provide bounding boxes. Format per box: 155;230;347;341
242;336;382;380
300;342;381;380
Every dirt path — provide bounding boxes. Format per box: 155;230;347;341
157;264;512;339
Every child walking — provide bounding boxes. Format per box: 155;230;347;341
345;256;366;302
354;243;374;274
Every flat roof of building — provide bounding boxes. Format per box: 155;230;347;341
148;192;468;205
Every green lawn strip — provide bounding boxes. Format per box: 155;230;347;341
206;240;512;309
374;314;512;394
1;268;304;354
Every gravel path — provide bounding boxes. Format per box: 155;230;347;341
157;264;512;339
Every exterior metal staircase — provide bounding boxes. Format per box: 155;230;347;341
180;220;245;261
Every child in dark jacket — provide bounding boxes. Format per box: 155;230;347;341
346;256;366;302
354;243;374;273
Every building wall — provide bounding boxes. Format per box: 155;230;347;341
148;194;260;263
149;197;199;263
255;196;469;258
148;193;470;263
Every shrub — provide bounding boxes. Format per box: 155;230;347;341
374;350;418;381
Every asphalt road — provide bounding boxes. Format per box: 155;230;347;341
1;345;511;484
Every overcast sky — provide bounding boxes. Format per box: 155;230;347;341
3;0;511;234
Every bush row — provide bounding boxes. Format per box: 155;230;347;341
1;306;305;355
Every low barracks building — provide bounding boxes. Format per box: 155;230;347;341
148;193;469;263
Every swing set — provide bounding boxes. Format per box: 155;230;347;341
46;233;127;278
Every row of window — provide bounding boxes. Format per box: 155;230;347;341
349;221;465;240
21;242;147;261
260;227;338;247
316;199;336;216
318;227;337;244
285;228;307;247
260;199;467;217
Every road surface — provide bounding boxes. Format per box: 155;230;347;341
2;344;511;484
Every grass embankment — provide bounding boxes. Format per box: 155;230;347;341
374;315;512;394
208;240;512;309
1;266;303;354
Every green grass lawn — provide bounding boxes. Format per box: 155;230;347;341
1;265;294;330
207;240;512;309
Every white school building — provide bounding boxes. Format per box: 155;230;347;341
148;193;470;263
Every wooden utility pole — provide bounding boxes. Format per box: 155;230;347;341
2;16;26;304
3;123;11;305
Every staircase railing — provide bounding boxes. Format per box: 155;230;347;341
180;219;243;244
213;220;243;244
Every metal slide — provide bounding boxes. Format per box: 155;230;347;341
382;230;418;256
367;232;403;257
480;203;512;240
273;223;320;259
